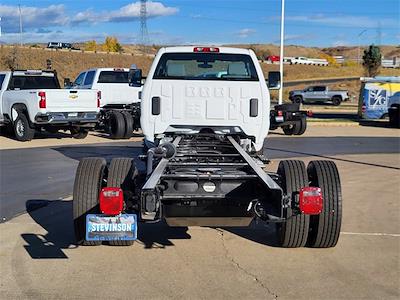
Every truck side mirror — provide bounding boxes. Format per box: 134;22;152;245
267;71;281;90
129;69;143;87
64;78;72;88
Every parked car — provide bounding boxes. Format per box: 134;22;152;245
289;85;349;106
47;42;72;49
289;57;328;66
66;67;142;139
0;70;99;141
358;76;400;121
266;55;280;63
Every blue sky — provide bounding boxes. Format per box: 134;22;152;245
0;0;399;46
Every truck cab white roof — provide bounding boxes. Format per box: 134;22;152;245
71;67;141;107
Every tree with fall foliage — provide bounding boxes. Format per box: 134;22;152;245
103;36;123;53
84;40;97;51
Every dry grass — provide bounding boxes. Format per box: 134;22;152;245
0;46;154;84
1;45;399;100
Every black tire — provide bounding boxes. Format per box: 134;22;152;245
13;113;35;141
73;158;107;246
332;96;342;106
293;96;303;104
107;158;138;246
121;112;134;139
282;124;295;135
109;111;125;139
388;106;400;128
293;117;307;135
307;161;342;248
276;160;310;248
70;127;89;139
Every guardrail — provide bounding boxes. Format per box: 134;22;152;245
283;76;360;87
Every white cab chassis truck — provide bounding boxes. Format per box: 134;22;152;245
67;68;142;139
0;70;99;141
73;47;342;248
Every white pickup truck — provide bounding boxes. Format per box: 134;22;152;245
0;70;99;141
72;46;343;249
289;57;328;66
67;67;142;139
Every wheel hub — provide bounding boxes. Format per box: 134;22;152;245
16;119;25;136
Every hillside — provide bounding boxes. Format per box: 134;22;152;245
1;44;399;101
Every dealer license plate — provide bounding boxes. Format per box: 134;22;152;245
86;214;137;241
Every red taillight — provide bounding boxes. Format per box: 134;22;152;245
299;187;323;215
362;105;366;113
38;91;46;108
307;110;313;117
193;47;219;53
277;110;283;117
99;187;123;215
97;91;101;108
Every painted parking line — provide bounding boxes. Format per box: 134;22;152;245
341;232;400;237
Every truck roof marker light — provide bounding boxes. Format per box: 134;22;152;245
38;91;46;109
99;187;124;216
299;187;323;215
193;47;219;53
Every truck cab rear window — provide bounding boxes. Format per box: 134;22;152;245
0;74;5;90
8;75;60;90
153;53;259;81
97;71;129;83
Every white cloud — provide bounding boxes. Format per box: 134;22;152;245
0;4;68;33
332;40;350;47
72;1;178;24
0;2;178;33
236;28;256;38
285;14;398;29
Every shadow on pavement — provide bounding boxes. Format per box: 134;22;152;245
54;145;144;164
22;199;279;259
22;199;192;259
359;120;392;128
221;222;280;247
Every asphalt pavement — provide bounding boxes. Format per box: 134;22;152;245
0;134;399;222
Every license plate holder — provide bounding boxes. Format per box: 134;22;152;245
86;214;137;241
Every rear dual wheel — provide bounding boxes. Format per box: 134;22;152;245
73;158;107;246
73;157;137;246
277;160;310;248
109;111;134;139
277;160;342;248
107;158;138;246
307;161;342;248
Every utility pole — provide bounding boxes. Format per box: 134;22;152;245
140;0;149;53
19;4;23;46
278;0;285;105
357;29;367;65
